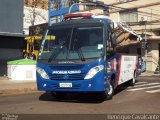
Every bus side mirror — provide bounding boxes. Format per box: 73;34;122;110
111;34;117;47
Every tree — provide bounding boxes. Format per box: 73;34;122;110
24;0;48;26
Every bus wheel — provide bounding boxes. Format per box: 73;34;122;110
107;83;114;100
130;72;136;86
102;83;114;101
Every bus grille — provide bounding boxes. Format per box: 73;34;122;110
48;73;85;80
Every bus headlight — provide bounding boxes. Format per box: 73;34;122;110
36;67;49;79
84;65;104;79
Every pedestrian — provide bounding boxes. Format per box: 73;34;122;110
23;51;29;59
30;52;36;60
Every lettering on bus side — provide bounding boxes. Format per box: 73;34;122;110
124;56;134;61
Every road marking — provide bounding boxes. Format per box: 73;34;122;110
135;82;148;85
127;85;160;91
128;83;160;88
146;89;160;93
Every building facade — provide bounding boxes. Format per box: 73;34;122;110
107;0;160;72
47;0;160;72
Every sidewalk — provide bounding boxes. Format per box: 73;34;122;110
0;71;159;95
139;71;160;77
137;71;160;81
0;77;37;95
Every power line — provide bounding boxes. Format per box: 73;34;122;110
78;1;160;23
108;1;160;21
108;4;160;23
126;1;160;13
125;1;160;21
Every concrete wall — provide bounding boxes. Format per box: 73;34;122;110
107;0;160;72
128;40;160;72
147;40;160;72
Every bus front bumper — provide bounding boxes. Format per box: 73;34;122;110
37;78;105;92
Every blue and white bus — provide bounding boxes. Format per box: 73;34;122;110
36;13;141;100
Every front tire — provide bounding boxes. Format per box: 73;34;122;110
102;83;114;101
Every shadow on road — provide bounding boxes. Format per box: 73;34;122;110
39;92;57;101
114;81;131;95
39;92;104;104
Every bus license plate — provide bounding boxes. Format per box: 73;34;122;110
59;83;72;88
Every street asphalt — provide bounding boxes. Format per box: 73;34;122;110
0;79;160;113
0;74;160;120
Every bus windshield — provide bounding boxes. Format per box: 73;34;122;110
38;23;104;61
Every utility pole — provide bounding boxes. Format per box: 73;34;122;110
140;16;148;71
144;22;147;70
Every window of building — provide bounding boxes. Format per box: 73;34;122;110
50;0;59;10
62;0;79;8
50;16;60;24
119;9;138;23
62;0;69;8
50;0;79;10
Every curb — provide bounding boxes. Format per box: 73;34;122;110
0;87;38;95
137;76;160;81
139;74;160;77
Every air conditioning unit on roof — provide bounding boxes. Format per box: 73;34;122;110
140;16;148;22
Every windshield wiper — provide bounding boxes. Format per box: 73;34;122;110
73;39;85;61
48;47;62;63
